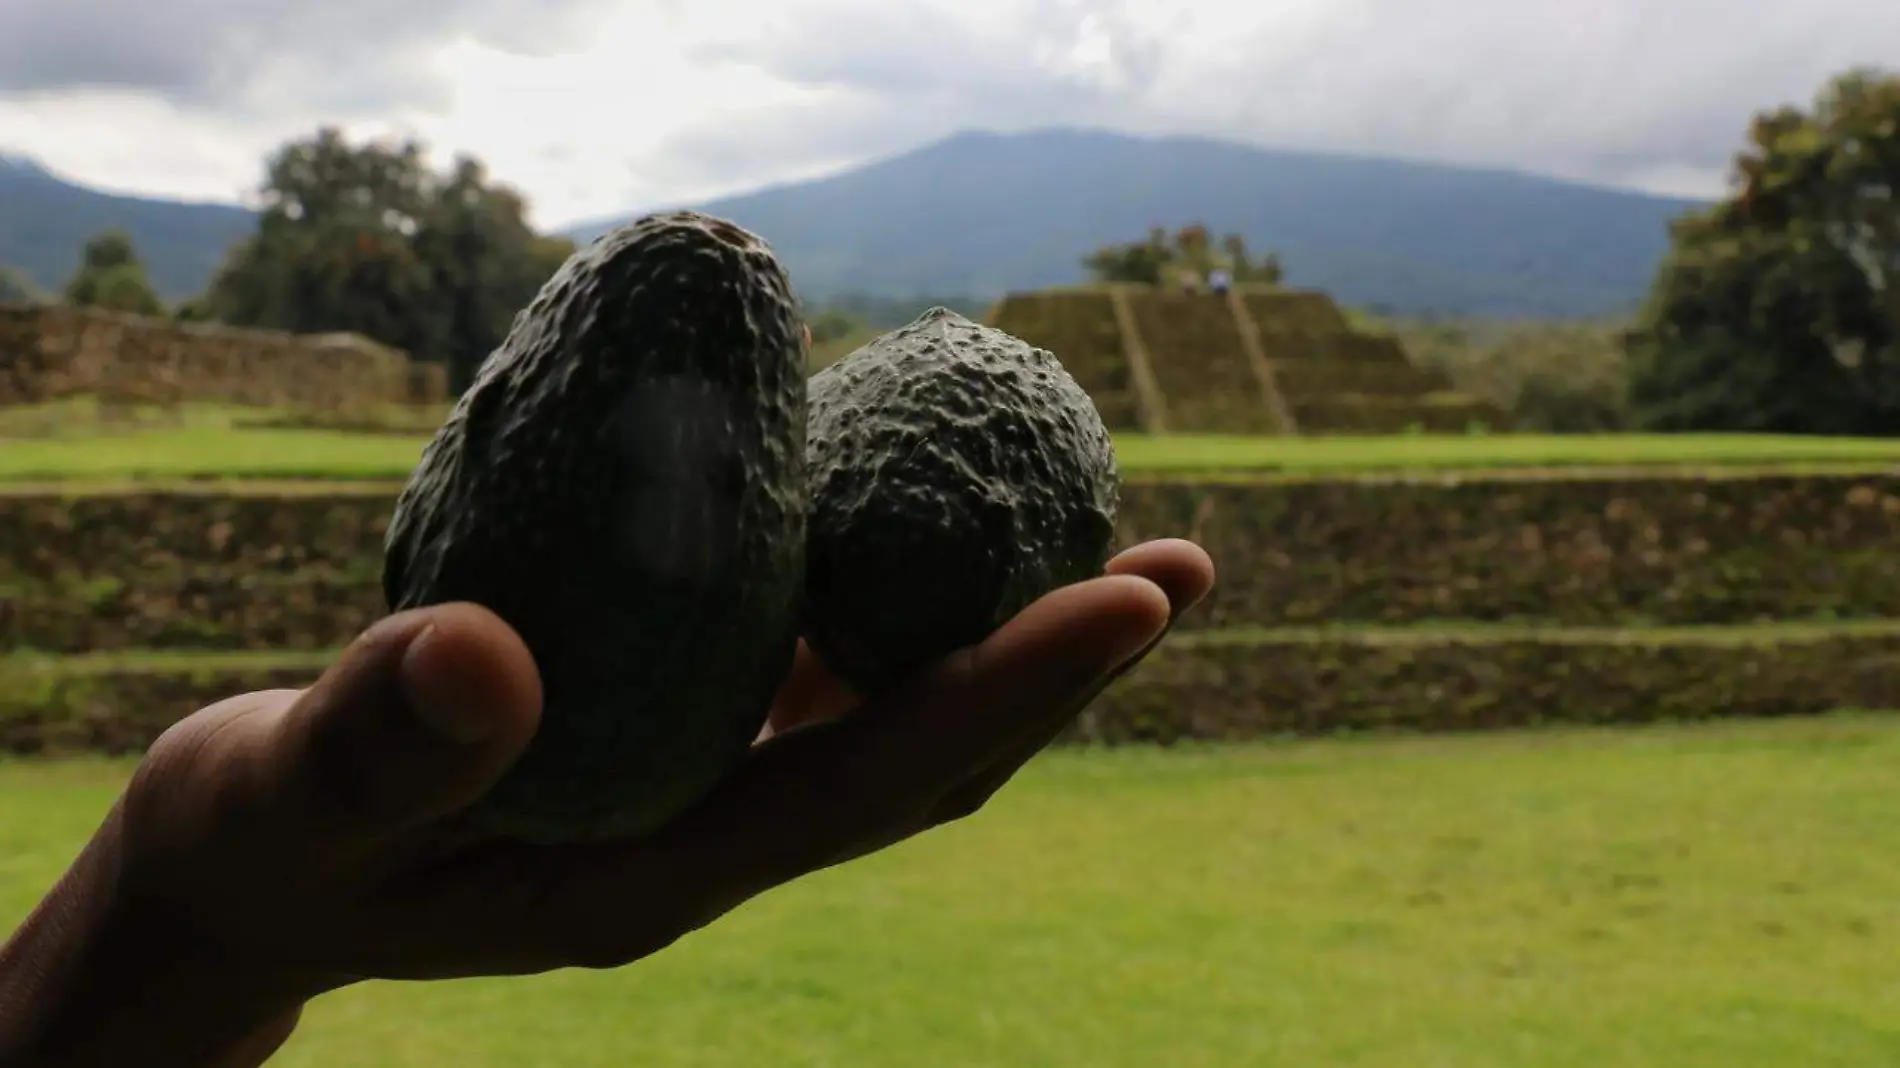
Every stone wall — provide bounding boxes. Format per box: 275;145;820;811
0;302;448;411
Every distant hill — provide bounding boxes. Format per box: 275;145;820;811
0;154;254;302
0;129;1713;317
571;128;1711;319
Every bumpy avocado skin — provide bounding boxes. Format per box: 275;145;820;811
382;211;806;843
803;307;1120;696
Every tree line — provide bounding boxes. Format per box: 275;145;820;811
1624;66;1900;434
7;64;1899;435
21;128;980;393
19;129;569;393
1081;224;1285;287
1073;67;1900;437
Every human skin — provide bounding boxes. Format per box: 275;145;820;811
0;538;1214;1068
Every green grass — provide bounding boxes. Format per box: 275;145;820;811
6;717;1900;1067
0;397;450;438
0;426;429;482
9;422;1900;484
0;395;191;438
1116;431;1900;474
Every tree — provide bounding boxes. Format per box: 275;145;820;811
1627;67;1900;433
413;155;576;391
1173;224;1213;280
1220;234;1284;284
1082;224;1287;286
62;229;164;315
1081;239;1168;284
198;127;572;393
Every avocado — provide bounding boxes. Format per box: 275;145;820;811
382;211;807;843
802;307;1120;696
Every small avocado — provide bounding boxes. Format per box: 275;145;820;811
802;307;1120;695
383;211;807;843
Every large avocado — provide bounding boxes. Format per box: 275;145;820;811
802;307;1120;695
383;211;807;843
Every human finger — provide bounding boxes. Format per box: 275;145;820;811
764;539;1215;746
926;538;1216;822
1095;537;1218;684
454;573;1170;974
664;574;1168;882
257;603;544;836
759;640;860;743
1104;539;1218;620
488;573;1166;971
846;573;1169;792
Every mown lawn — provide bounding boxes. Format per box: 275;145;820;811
1121;431;1900;475
9;420;1900;484
5;716;1899;1067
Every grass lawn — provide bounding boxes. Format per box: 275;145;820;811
1120;431;1900;475
9;420;1900;484
0;426;432;482
5;715;1899;1067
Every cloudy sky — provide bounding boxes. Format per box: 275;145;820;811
0;0;1895;230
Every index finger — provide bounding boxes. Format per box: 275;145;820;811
523;572;1171;955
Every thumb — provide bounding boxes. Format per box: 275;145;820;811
267;602;543;836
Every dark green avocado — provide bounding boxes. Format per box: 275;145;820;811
802;307;1120;696
382;210;807;843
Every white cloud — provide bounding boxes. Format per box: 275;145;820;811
0;0;1896;229
0;90;282;205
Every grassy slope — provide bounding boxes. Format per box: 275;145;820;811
9;397;1900;481
9;424;1900;484
6;718;1899;1067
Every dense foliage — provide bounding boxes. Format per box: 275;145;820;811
61;230;164;316
1384;316;1633;432
194;128;574;392
1627;68;1900;434
1082;225;1284;287
7;65;1895;429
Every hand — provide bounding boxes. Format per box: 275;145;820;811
0;539;1214;1068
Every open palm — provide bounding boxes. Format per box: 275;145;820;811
2;538;1213;1068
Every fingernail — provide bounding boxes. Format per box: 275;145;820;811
398;621;495;744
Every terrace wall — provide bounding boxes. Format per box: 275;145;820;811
0;302;448;412
11;629;1900;755
10;471;1900;658
9;468;1900;751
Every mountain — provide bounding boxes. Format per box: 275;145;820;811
0;128;1713;317
572;128;1713;319
0;155;254;301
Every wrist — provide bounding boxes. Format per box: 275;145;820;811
0;811;307;1068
